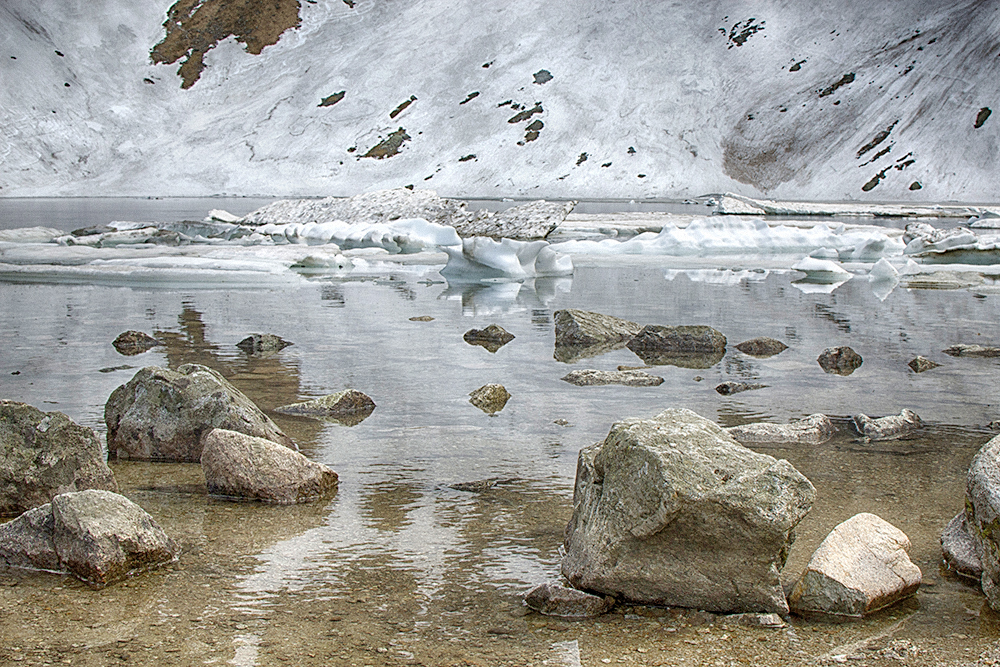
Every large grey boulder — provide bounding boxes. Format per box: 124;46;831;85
725;414;835;446
453;200;576;240
553;309;643;363
0;490;178;587
626;325;726;368
965;435;1000;609
561;408;815;614
560;369;664;387
105;364;295;462
0;400;118;517
201;429;338;504
788;513;921;619
941;512;982;581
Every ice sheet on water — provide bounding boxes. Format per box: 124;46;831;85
440;237;573;283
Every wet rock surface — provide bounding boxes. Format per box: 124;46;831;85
715;381;767;396
201;429;338;504
0;490;177;588
788;513;921;619
523;582;614;617
0;400;118;517
817;346;864;375
468;384;511;414
236;333;292;355
105;364;294;462
553;309;642;362
112;330;163;356
463;324;515;353
725;414;835;445
944;344;1000;358
941;512;982;581
626;325;727;368
734;337;788;357
560;369;664;387
562;408;815;614
275;390;375;421
966;434;1000;610
908;356;941;373
852;409;922;441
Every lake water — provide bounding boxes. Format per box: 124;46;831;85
1;199;999;666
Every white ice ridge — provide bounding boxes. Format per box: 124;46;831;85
716;193;1000;219
440;237;573;282
551;217;906;259
253;218;461;252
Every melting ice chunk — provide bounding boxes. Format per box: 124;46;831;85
440;237;573;282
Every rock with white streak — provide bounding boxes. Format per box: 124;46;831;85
788;513;921;619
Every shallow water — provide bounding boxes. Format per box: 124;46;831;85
2;207;1000;665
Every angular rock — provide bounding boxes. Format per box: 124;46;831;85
908;356;940;373
788;513;922;619
236;333;292;355
553;309;643;363
944;344;1000;358
966;435;1000;609
469;384;511;414
941;512;982;581
0;400;118;517
817;346;863;376
112;330;163;356
735;337;788;358
852;409;922;441
105;364;294;462
524;582;614;618
562;408;815;614
715;381;767;396
720;612;786;629
200;429;338;504
725;414;836;445
275;390;375;424
560;369;664;387
453;200;576;240
0;504;61;572
409;315;434;322
626;325;726;368
463;324;514;353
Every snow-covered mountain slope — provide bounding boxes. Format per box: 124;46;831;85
1;0;997;200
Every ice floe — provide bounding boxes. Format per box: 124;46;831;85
716;193;1000;219
440;237;573;282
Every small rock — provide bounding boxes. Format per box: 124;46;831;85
450;477;517;492
734;338;788;358
469;384;511;414
274;390;375;424
553;419;572;427
720;612;785;629
201;429;338;504
943;344;1000;358
940;512;982;581
524;582;614;618
112;331;162;356
715;381;767;396
409;316;434;322
725;414;835;445
852;409;922;441
817;346;863;376
464;324;515;353
908;356;940;373
788;513;921;619
236;333;292;355
560;369;664;387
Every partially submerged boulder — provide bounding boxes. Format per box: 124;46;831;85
560;369;664;387
1;400;118;517
275;390;375;424
112;331;163;356
715;381;767;396
463;324;515;353
626;325;727;368
201;429;338;504
941;512;982;581
236;333;292;355
0;490;178;587
788;513;921;619
562;408;815;614
725;414;835;446
469;384;511;414
908;356;940;373
105;364;294;462
524;582;614;618
734;337;788;358
944;344;1000;358
553;309;643;363
852;409;922;441
965;435;1000;609
817;346;863;376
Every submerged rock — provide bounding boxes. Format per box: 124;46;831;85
463;324;515;353
908;356;940;373
236;333;292;355
112;330;163;356
715;381;767;396
0;400;118;517
852;409;922;441
626;325;727;368
734;337;788;358
965;435;1000;610
469;384;511;414
201;429;338;504
452;200;576;240
553;309;642;363
725;414;835;445
275;390;375;422
817;346;863;376
944;344;1000;358
941;512;982;581
523;582;614;618
560;369;664;387
0;490;178;588
788;513;921;619
562;408;815;614
105;364;294;462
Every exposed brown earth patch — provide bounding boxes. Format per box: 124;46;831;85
362;128;410;159
151;0;302;89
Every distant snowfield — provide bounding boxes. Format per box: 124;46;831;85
0;0;997;201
